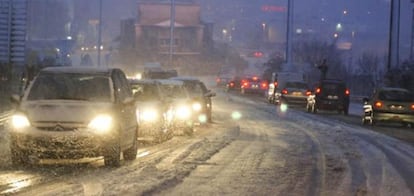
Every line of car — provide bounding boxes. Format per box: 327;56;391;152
219;74;414;128
7;66;215;167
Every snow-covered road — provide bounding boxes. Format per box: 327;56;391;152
0;90;413;195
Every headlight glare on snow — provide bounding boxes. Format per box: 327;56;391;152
88;114;113;133
11;114;31;129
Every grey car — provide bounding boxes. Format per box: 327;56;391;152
362;87;414;127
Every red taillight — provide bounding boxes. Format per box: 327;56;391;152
216;78;221;83
274;82;278;87
345;89;350;96
230;82;235;87
242;82;249;87
281;89;288;94
306;90;311;96
411;104;414;110
316;88;321;94
252;76;258;81
261;82;268;88
374;101;383;108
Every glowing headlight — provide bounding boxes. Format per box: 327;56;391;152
12;114;30;129
88;115;113;133
280;104;288;112
176;105;191;119
141;109;158;122
192;102;202;111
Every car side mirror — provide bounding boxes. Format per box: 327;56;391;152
122;97;135;105
204;90;216;97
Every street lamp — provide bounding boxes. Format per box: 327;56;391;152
97;0;103;67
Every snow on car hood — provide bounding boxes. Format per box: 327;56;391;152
20;100;114;123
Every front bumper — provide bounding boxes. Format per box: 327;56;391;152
9;127;117;159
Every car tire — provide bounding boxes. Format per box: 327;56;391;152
184;123;194;136
123;129;138;161
104;141;121;167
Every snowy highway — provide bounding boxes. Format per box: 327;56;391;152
0;88;413;195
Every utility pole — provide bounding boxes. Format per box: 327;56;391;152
285;0;293;70
411;3;414;60
387;0;401;70
97;0;102;67
169;0;175;67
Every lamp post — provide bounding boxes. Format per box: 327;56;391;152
285;0;293;69
97;0;102;67
169;0;175;67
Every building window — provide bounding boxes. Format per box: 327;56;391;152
159;39;179;47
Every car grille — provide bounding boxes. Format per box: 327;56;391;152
32;121;86;131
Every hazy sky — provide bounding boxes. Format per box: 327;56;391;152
81;0;413;59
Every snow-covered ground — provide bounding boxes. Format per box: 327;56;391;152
0;88;413;195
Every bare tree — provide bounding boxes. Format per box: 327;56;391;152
357;52;381;88
293;39;346;81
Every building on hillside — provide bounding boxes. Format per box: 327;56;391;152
135;1;209;57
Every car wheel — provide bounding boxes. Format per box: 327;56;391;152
104;141;121;167
184;122;194;136
369;113;375;126
207;111;212;123
123;129;138;161
344;108;349;115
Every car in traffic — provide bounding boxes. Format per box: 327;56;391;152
158;79;194;135
9;66;138;167
240;76;269;95
275;81;311;106
171;77;216;123
216;75;231;87
362;87;414;127
306;79;350;115
129;79;173;143
225;76;242;92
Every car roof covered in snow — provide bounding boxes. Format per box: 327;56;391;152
40;66;118;75
156;79;184;85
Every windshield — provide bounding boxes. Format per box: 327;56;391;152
159;84;187;99
379;90;414;102
285;82;308;89
131;83;161;101
27;73;111;102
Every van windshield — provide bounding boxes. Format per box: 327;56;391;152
27;73;111;102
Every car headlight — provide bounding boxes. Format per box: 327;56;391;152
192;102;202;111
88;114;113;133
12;114;31;129
175;105;191;120
140;108;158;122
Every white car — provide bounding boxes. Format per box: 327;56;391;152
157;79;194;135
9;66;138;167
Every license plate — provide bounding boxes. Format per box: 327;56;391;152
292;92;302;96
